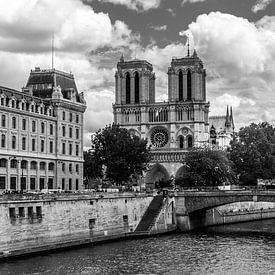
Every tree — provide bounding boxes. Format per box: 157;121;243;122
83;150;102;187
91;124;151;185
177;147;235;187
228;122;275;185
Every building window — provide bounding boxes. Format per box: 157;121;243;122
32;138;36;151
187;136;193;148
50;124;53;135
22;137;26;150
0;159;6;168
76;128;79;139
69;127;72;138
69;144;72;155
62;126;66;137
48;162;54;171
32;120;36;132
49;141;53;153
31;104;34;112
76;144;79;156
69;179;72;190
62;178;65;190
39;178;45;190
10;177;17;190
179;136;184;149
0;176;6;189
69;163;72;173
41;140;45;152
11;159;18;168
12;116;16;129
76;179;79;190
76;115;79;123
126;72;131;104
62;143;66;154
40;162;46;170
134;72;139;104
22;118;26;130
30;178;36;190
69;113;73;122
63;111;66;120
41;122;45;133
21;160;27;169
76;164;79;174
187;70;192;100
31;161;37;170
36;206;42;218
179;70;183;101
0;97;4;106
19;207;25;217
1;134;6;148
12;136;16;149
28;207;33;218
1;114;6;127
48;178;53;189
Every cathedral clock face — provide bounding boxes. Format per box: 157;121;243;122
151;128;169;148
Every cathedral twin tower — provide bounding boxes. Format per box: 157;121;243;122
113;50;232;182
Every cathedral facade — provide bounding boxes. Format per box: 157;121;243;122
113;51;234;184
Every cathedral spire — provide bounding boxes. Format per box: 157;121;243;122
187;36;190;57
120;53;124;63
225;105;231;127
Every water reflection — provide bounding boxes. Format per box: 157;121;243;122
1;219;275;275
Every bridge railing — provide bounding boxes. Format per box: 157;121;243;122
173;185;275;193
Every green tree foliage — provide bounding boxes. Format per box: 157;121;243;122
91;124;151;185
176;147;235;187
83;150;102;183
228;122;275;185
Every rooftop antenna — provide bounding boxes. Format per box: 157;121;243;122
187;35;190;57
51;33;55;70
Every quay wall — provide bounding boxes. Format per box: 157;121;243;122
0;193;154;258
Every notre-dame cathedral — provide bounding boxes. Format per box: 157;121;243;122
113;50;234;184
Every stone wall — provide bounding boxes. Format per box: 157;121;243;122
0;193;153;257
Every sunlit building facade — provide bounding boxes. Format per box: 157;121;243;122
0;68;86;192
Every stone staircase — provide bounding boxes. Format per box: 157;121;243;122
134;195;164;234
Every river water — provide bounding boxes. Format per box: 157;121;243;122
1;219;275;275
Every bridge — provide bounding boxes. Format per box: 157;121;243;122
174;188;275;231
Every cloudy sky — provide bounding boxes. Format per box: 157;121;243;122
1;0;275;147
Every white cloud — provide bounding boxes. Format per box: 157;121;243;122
95;0;161;11
252;0;273;13
0;0;137;53
0;0;140;148
149;25;168;31
179;11;275;128
182;0;206;5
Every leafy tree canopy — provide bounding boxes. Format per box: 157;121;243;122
91;124;151;185
177;147;235;187
228;122;275;185
83;150;102;182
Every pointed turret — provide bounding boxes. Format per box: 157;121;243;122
225;106;231;127
230;106;235;131
120;53;124;63
192;49;197;58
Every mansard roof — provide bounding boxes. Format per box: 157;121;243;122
26;68;82;102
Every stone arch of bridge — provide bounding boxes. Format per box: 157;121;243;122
182;194;275;214
145;163;170;184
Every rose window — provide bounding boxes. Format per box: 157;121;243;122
151;128;169;148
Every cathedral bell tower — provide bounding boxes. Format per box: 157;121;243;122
168;50;206;102
115;55;155;105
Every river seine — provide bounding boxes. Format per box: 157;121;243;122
1;219;275;275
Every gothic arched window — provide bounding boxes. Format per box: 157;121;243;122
126;73;131;104
178;70;183;101
134;72;139;104
187;136;193;148
179;136;184;149
187;70;192;100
